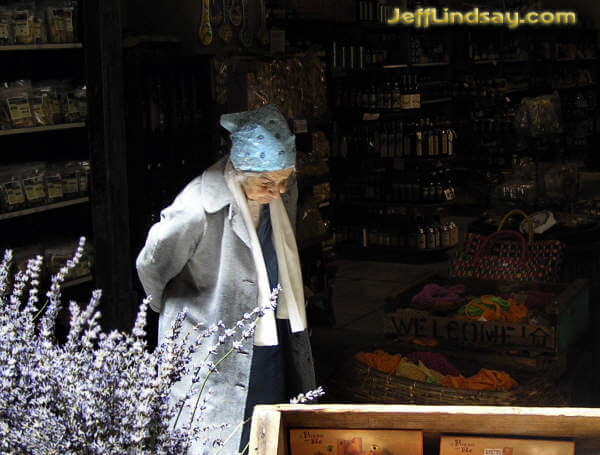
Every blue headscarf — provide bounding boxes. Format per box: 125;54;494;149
220;104;296;172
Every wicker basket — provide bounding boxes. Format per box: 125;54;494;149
328;358;567;406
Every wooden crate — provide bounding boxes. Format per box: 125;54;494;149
249;405;600;455
383;276;590;354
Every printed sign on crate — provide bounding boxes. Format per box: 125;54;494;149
289;429;422;455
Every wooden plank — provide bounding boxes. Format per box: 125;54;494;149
249;406;286;455
0;43;83;51
384;310;557;351
0;122;86;136
0;197;89;220
257;405;600;453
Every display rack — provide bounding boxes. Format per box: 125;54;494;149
0;35;93;295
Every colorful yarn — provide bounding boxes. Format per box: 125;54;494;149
411;284;466;310
459;294;528;322
405;351;461;376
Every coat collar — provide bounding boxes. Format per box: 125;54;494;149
201;156;251;249
200;156;234;213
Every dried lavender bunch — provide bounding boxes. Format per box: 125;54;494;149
0;238;317;455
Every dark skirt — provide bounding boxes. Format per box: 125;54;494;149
239;319;288;452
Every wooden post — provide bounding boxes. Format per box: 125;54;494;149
84;0;136;331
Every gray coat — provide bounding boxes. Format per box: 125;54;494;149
136;157;316;454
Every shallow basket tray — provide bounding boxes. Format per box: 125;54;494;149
328;358;563;406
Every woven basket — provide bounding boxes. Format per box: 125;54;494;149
328;358;566;406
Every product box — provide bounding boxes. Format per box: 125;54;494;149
440;435;574;455
289;429;422;455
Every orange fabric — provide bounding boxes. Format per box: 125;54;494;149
355;350;403;374
442;368;517;391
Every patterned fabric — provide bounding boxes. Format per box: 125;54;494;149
220;104;296;172
451;230;564;282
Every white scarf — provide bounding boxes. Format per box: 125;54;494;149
224;162;307;346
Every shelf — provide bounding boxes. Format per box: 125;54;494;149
0;197;89;221
382;63;409;69
337;243;457;262
338;200;454;210
0;123;86;136
411;61;450;67
0;43;83;51
63;274;93;289
421;97;453;105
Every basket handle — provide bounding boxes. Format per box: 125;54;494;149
497;209;534;244
473;230;530;265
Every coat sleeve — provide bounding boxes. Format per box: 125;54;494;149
136;192;207;313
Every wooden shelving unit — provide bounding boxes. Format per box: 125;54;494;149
0;197;89;221
0;123;86;136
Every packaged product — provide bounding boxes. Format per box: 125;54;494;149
45;0;64;43
30;82;61;126
45;166;64;202
33;4;48;43
440;436;574;455
34;80;63;124
59;161;80;197
290;429;423;455
0;83;13;130
0;80;35;128
13;2;35;45
46;238;93;279
0;6;15;45
21;162;47;206
0;169;27;212
62;0;77;42
64;83;86;123
77;160;89;194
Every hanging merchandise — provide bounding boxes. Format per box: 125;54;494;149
199;0;213;45
451;209;564;282
514;91;562;138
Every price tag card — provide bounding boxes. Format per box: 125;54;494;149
362;112;380;121
293;119;308;134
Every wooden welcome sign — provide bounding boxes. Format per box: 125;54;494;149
384;309;556;351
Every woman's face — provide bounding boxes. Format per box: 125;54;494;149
241;168;294;204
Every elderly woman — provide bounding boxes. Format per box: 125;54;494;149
136;104;316;454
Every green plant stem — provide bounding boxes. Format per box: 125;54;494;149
189;347;234;425
32;298;49;322
213;417;250;455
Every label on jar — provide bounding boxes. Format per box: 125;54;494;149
62;175;78;194
4;182;25;206
441;228;450;247
23;178;45;202
417;232;426;249
7;97;32;121
426;230;436;249
47;179;63;199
